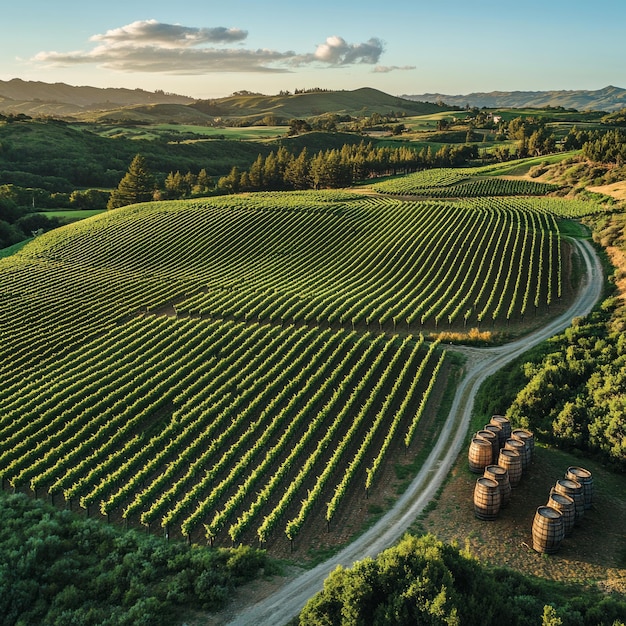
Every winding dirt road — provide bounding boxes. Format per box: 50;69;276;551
227;238;603;626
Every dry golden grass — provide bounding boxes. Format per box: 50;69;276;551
432;327;494;344
588;181;626;201
606;245;626;301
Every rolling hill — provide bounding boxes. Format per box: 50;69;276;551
402;85;626;112
0;78;194;117
190;87;443;120
77;87;444;124
0;79;443;122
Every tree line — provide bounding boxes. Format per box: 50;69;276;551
214;142;478;194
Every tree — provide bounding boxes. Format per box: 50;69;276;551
284;147;310;190
69;189;109;210
217;166;241;194
248;155;265;189
541;605;563;626
107;154;155;210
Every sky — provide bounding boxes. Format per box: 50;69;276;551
1;0;625;99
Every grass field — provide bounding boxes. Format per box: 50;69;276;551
88;123;287;142
0;239;31;259
38;209;106;220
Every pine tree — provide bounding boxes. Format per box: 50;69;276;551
107;154;155;209
284;147;310;190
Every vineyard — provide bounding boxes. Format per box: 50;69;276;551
371;168;561;197
0;184;603;552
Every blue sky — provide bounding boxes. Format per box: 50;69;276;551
1;0;624;98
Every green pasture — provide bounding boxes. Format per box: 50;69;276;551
0;239;31;259
488;108;605;122
86;123;287;142
38;209;105;220
158;124;286;140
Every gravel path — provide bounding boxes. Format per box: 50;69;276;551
227;238;603;626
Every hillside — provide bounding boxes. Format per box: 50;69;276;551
82;87;443;125
190;87;442;121
0;78;194;117
1;168;624;623
403;85;626;112
0;79;444;122
0;187;588;556
0;118;272;189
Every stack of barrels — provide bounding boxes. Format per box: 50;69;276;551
531;466;594;554
469;415;534;520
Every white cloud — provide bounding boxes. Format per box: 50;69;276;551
312;36;384;65
32;20;384;75
91;20;248;48
373;65;416;73
34;46;294;74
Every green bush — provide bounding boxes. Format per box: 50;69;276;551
0;491;272;625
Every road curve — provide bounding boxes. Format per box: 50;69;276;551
227;238;603;626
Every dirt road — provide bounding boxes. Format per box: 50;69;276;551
227;238;603;626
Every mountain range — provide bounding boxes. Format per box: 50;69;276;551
402;85;626;112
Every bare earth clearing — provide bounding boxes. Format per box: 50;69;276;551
194;238;603;626
418;444;626;595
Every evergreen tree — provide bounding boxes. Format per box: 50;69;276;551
107;154;155;209
263;152;281;190
248;154;265;189
284;148;311;190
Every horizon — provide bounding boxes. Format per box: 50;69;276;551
1;0;624;100
1;76;625;102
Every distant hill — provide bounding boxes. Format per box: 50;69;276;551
0;78;194;117
0;80;443;122
190;87;443;121
81;87;443;124
402;85;626;112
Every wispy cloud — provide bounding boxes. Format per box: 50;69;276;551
373;65;415;73
91;20;248;47
32;20;384;74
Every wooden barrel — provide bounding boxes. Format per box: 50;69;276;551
484;464;511;507
497;448;522;487
548;490;576;537
511;428;535;470
566;466;593;510
490;415;511;441
509;434;531;471
468;437;493;474
504;439;526;475
474;477;501;520
476;429;498;463
483;423;504;450
532;506;564;554
511;428;535;455
554;478;584;523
